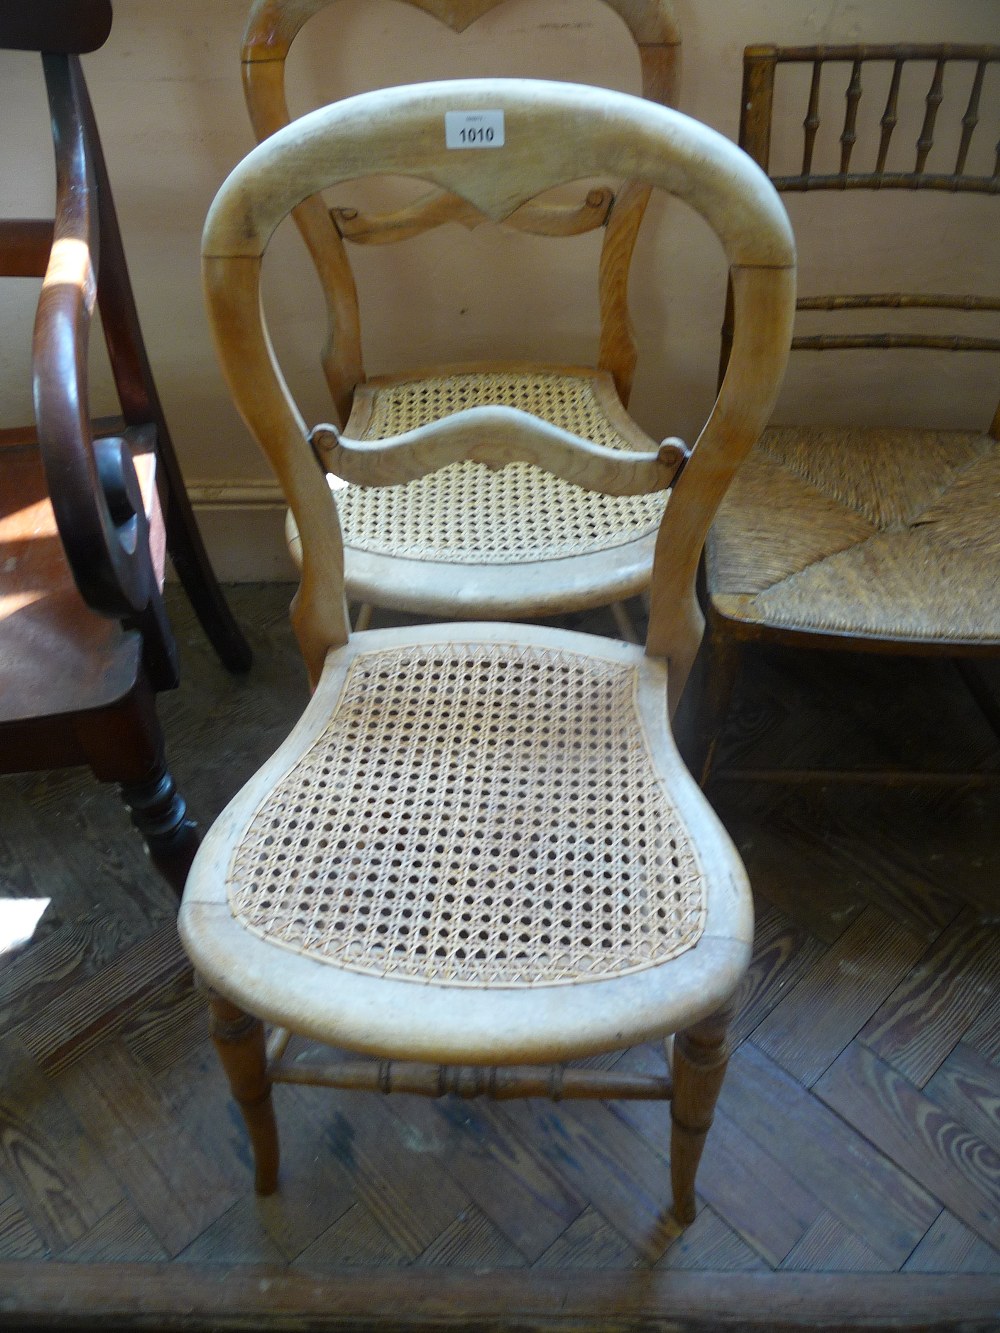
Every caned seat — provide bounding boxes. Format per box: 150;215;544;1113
307;366;668;613
698;44;1000;780
181;78;795;1226
187;623;741;1063
243;0;681;620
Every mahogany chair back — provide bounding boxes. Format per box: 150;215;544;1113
0;0;250;890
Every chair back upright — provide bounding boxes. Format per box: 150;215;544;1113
0;0;176;687
202;80;796;698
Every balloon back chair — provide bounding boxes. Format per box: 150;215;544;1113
0;0;250;894
180;79;795;1226
241;0;681;630
700;43;1000;782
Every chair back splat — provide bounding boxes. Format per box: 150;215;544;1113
181;80;793;1227
239;0;689;621
242;0;680;414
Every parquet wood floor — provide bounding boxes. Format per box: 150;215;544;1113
0;586;998;1329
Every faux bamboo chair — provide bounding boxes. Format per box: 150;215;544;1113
700;43;1000;780
180;78;795;1224
0;1;250;893
241;0;680;627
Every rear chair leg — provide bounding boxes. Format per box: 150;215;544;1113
679;625;742;787
670;1002;734;1225
208;994;280;1193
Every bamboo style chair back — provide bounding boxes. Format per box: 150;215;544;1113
186;79;794;1225
240;0;684;622
719;44;1000;380
697;44;1000;782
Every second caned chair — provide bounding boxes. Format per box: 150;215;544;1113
241;0;681;627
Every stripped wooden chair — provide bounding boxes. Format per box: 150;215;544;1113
0;0;250;893
180;78;795;1224
241;0;680;630
699;43;1000;781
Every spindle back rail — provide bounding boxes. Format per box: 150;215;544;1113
723;44;1000;370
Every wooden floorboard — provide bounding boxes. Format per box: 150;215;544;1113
1;1262;999;1330
1;588;999;1329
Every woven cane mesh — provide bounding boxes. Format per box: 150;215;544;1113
335;370;666;563
227;641;706;987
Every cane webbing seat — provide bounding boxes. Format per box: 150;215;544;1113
244;0;680;618
707;424;1000;644
290;367;666;574
226;635;705;988
185;78;795;1224
188;620;738;1066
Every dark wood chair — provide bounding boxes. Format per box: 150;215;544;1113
0;0;251;894
697;43;1000;782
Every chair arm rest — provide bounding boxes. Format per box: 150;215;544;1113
31;52;158;623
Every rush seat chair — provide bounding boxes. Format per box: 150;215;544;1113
699;43;1000;781
180;78;795;1225
241;0;681;629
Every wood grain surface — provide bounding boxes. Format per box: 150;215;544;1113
0;586;998;1329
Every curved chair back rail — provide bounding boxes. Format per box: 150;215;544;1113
203;78;796;693
33;53;161;632
241;0;681;417
310;409;688;492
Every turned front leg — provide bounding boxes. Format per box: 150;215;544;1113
208;995;280;1193
670;1001;735;1225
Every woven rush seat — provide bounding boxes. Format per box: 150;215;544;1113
288;366;668;616
707;425;1000;645
184;623;749;1063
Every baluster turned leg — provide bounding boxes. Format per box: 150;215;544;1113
208;995;280;1194
121;763;198;897
670;1001;734;1225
